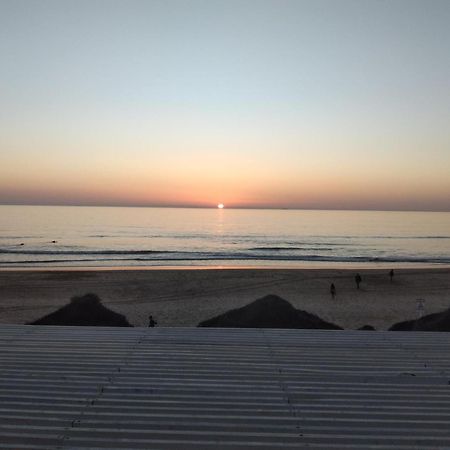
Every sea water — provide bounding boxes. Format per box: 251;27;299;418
0;205;449;268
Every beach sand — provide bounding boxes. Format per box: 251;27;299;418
0;268;449;330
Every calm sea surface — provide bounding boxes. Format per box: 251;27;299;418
0;205;449;268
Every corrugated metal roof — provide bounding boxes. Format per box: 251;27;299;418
1;325;450;449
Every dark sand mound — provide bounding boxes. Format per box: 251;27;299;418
390;308;450;332
358;325;376;331
29;293;132;327
198;294;342;329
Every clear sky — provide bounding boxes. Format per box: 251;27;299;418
1;0;449;211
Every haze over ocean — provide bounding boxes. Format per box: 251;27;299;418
1;205;449;268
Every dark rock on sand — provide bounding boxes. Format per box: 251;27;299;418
29;293;132;327
389;308;450;332
358;325;376;331
198;294;342;329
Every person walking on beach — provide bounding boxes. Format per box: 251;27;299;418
355;273;362;289
148;315;157;327
389;269;394;282
330;283;336;299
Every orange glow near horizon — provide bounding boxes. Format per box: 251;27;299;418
1;166;450;211
1;124;450;211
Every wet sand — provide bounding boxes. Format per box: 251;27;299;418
0;268;449;330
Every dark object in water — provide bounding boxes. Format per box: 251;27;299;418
198;294;342;329
358;325;376;331
29;293;132;327
389;308;450;332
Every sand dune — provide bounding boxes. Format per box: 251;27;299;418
29;293;132;327
198;294;342;329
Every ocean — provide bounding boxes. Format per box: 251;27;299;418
0;205;449;268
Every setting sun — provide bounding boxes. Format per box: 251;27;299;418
217;203;224;209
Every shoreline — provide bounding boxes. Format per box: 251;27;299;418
1;261;450;271
1;267;449;330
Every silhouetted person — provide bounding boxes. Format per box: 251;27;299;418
148;315;157;327
330;283;336;299
389;269;394;282
355;273;362;289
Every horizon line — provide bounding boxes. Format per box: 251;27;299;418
1;202;449;214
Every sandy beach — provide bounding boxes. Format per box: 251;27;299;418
0;268;449;330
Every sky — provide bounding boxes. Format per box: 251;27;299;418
0;0;449;211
